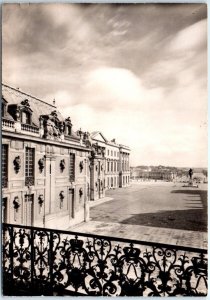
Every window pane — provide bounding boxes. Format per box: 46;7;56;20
69;153;75;181
2;145;8;188
22;111;30;124
25;147;34;186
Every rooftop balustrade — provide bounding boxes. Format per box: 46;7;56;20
2;117;15;129
21;123;39;134
2;223;207;296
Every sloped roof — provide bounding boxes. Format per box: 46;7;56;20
2;84;80;140
91;131;107;143
2;84;64;126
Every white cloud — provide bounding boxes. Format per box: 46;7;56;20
2;4;207;168
51;61;207;168
168;19;207;53
81;67;164;111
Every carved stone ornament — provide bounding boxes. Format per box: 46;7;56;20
21;99;30;107
77;128;83;138
59;191;65;209
38;158;45;172
83;131;92;148
60;159;65;172
40;110;62;140
79;188;83;197
38;195;44;207
59;191;65;200
13;196;20;210
13;156;21;173
65;116;72;124
79;161;84;172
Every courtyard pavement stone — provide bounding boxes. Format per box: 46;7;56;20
72;220;207;249
71;182;207;249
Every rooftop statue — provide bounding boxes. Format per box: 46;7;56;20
188;168;193;180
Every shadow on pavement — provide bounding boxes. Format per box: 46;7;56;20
120;189;207;232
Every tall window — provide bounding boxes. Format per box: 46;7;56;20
107;161;110;172
69;153;75;181
25;147;35;186
21;111;31;124
24;194;34;226
2;145;8;188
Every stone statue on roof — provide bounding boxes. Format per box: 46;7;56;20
188;168;193;180
41;115;61;140
83;131;93;148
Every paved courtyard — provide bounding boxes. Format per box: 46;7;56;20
91;181;207;232
72;182;207;248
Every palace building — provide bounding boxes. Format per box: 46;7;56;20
2;84;130;230
90;132;130;192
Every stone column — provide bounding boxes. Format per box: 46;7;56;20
84;158;89;222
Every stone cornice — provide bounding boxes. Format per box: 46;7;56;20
2;130;90;152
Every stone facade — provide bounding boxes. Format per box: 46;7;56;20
2;84;131;229
89;132;130;194
2;84;90;230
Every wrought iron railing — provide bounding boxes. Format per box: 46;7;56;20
2;223;207;296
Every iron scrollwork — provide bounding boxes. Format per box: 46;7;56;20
2;223;208;296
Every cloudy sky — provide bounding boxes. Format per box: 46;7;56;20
2;3;207;167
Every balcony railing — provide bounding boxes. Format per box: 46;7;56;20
2;117;15;128
21;123;39;134
2;223;207;296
